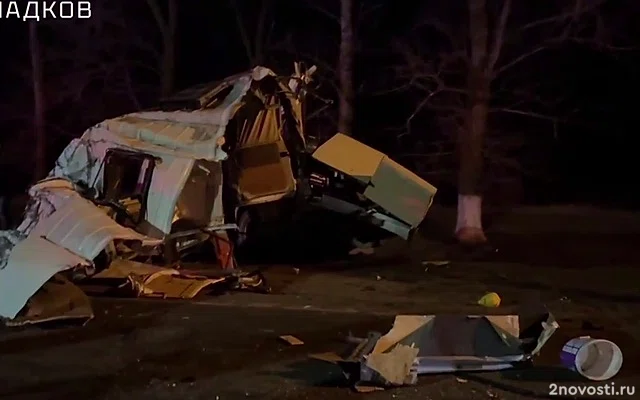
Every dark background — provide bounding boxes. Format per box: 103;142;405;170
1;0;639;208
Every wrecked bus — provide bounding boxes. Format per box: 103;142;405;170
0;65;437;324
159;66;439;253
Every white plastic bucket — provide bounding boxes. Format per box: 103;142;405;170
560;336;623;381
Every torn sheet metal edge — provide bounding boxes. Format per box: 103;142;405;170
91;260;227;298
371;315;431;354
240;191;296;207
312;134;438;228
405;314;557;375
165;223;237;240
18;179;83;236
102;66;276;163
414;356;524;374
530;319;560;356
30;192;162;261
331;313;559;384
0;235;92;319
367;211;412;240
311;195;364;215
5;310;93;327
311;133;384;182
130;273;227;299
0;229;25;270
5;273;95;327
28;177;77;195
361;344;420;387
348;332;382;362
310;195;412;240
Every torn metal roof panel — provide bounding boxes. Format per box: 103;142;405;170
30;193;162;261
0;235;91;319
87;66;278;162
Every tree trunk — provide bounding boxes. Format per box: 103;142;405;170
161;37;175;97
29;21;46;181
160;0;177;98
456;72;489;244
456;0;489;245
338;0;354;135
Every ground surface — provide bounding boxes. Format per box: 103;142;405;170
1;206;640;400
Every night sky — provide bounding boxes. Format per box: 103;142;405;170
1;0;639;207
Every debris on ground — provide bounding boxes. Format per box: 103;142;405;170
309;352;345;363
361;343;419;386
89;259;227;298
345;332;366;344
6;273;94;327
279;335;304;346
0;233;97;321
422;260;450;272
348;239;376;256
560;336;623;381
311;307;559;391
354;384;385;393
421;260;450;267
477;292;502;307
228;269;271;293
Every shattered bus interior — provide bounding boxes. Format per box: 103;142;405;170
162;65;439;254
0;65;437;326
99;149;156;227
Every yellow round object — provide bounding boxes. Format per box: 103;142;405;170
478;292;501;307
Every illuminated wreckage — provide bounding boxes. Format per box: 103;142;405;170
0;65;437;326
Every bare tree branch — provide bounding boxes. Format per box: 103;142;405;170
230;0;255;65
388;0;632;212
254;0;269;64
487;0;511;72
518;0;605;32
492;44;547;77
145;0;169;37
229;0;276;66
168;0;177;38
304;0;339;23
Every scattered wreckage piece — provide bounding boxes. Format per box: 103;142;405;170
0;234;93;320
311;309;559;391
309;133;437;241
279;335;305;346
89;259;227;299
84;259;271;298
363;344;419;387
26;181;163;261
0;229;25;270
6;274;93;327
